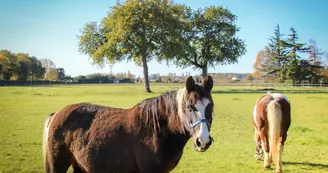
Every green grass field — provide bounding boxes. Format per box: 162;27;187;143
0;84;327;173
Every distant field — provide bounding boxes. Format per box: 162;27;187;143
0;84;327;172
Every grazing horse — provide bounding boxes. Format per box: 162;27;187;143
253;92;291;173
43;76;214;173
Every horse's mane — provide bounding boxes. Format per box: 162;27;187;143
135;90;184;134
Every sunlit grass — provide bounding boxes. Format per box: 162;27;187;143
0;84;327;172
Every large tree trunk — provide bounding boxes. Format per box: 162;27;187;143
201;65;208;79
142;55;152;93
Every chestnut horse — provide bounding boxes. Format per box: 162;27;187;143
253;92;291;173
43;76;214;173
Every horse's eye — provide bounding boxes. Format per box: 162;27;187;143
188;105;197;112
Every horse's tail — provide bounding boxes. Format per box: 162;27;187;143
267;98;282;165
43;113;55;170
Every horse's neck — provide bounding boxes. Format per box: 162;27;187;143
128;93;190;142
131;90;185;131
164;131;190;149
157;130;190;170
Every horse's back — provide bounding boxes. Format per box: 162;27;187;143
253;94;273;126
253;93;291;130
46;102;140;172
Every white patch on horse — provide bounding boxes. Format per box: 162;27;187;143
43;112;58;165
194;98;210;147
253;104;257;127
176;88;185;121
270;93;290;103
253;96;262;128
176;88;187;133
45;112;58;140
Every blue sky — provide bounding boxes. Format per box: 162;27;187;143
1;0;328;77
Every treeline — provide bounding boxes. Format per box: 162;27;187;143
0;50;70;82
74;72;135;84
253;25;328;84
208;73;253;80
0;50;44;81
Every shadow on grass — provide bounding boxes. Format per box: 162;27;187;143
283;161;328;169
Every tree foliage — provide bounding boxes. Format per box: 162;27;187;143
254;25;324;84
45;68;58;81
78;0;185;92
171;6;246;78
78;1;246;91
0;50;61;82
253;50;270;79
40;58;56;73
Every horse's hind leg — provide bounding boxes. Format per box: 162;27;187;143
45;145;72;173
276;132;287;173
254;128;262;160
276;143;283;173
259;130;271;168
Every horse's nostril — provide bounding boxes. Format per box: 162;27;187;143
196;138;202;147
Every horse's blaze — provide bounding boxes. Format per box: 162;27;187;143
194;98;211;148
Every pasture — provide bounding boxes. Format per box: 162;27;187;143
0;84;327;172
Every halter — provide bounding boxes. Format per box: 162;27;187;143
191;119;210;129
186;110;211;131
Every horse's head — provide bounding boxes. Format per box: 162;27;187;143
180;76;214;152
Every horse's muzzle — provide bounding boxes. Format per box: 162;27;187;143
194;136;213;152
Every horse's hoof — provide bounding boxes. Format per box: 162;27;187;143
276;168;282;173
264;165;271;168
255;154;262;160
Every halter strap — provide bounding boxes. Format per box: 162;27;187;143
191;118;210;129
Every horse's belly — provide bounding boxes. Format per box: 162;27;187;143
73;144;138;172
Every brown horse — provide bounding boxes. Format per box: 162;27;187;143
252;92;291;173
43;76;214;173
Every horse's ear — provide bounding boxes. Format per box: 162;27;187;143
185;76;195;92
202;76;213;91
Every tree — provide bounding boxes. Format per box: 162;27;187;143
253;50;268;79
115;73;125;80
246;74;254;82
284;27;308;84
0;50;17;80
56;68;65;80
28;56;45;80
263;24;288;82
40;58;56;77
78;0;185;92
45;68;58;81
171;6;246;78
323;52;328;83
15;53;31;81
126;70;135;80
308;39;323;65
258;25;311;83
304;39;324;83
0;50;46;81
